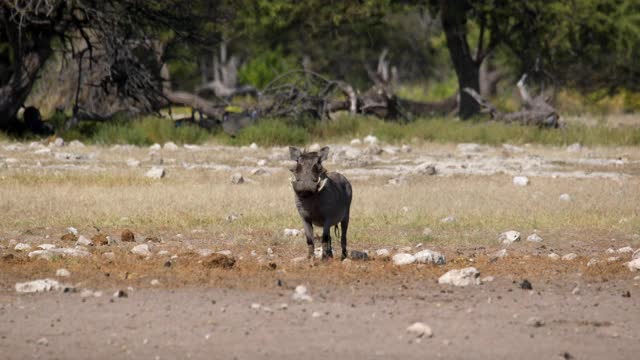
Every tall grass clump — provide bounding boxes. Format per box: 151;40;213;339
88;117;212;145
230;118;309;146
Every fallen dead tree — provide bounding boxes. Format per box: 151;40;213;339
463;74;562;128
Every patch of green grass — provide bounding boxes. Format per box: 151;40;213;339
229;118;310;146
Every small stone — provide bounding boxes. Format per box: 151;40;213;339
606;248;616;254
513;176;529;186
68;140;85;148
559;193;571;201
251;303;262;310
292;285;313;302
53;137;65;147
350;250;369;261
56;269;71;277
34;148;51;155
481;276;495;283
75;235;93;247
266;247;274;256
413;163;437;175
251;168;268;176
126;158;141;167
217;250;232;256
401;145;412;153
375;249;391;259
494;249;508;258
617;246;634;254
278;303;288;310
562;253;578;261
163;142;179;151
145;166;165;179
314;247;322;259
230;173;245;184
526;317;545;327
14;243;31;251
283;228;301;237
499;231;521;245
36;337;49;346
566;143;582;152
520;279;533;290
15;279;63;293
387;177;407;186
341;258;352;266
633;249;640;260
308;143;321;152
37;244;56;250
406;322;433;338
121;229;135;242
103;252;115;260
627;258;640;271
350;139;362;146
249;143;259;150
440;215;456;223
571;286;580;295
311;311;322;318
392;253;416;266
438;267;480;286
149;143;161;151
587;258;598;267
363;135;378;145
131;244;151;257
150;279;160;286
113;290;128;298
414;249;446;265
526;233;543;242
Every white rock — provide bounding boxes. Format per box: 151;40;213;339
566;143;582;152
392;253;416;266
14;243;31;251
548;253;560;260
363;135;378;145
401;144;412;153
387;177;407;186
499;231;521;245
216;250;232;256
526;317;545;327
37;244;56;250
230;173;244;184
15;279;63;293
126;158;141;167
406;322;433;338
150;279;160;286
184;144;201;151
606;248;616;254
249;142;259;150
375;249;391;259
481;276;495;283
413;163;437;175
526;233;543;242
571;286;580;295
131;244;151;257
266;248;274;256
587;258;598;267
34;148;51;155
66;227;79;235
513;176;529;186
292;285;313;302
53;138;65;147
494;249;508;258
75;235;93;246
28;247;90;260
251;168;268;176
251;303;262;310
68;140;85;148
311;311;322;318
36;337;49;346
149;143;161;151
163;142;179;151
559;193;572;201
308;143;321;152
314;247;323;258
633;249;640;260
157;250;170;256
56;268;71;277
562;253;578;261
438;267;480;287
627;258;640;271
350;139;362;146
103;252;115;260
283;228;302;237
457;143;485;153
502;144;525;153
617;246;634;254
607;256;620;262
414;249;446;265
415;243;423;249
145;166;165;179
440;215;456;223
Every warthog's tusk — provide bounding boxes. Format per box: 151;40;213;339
317;178;328;192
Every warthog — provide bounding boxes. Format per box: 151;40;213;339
289;146;353;260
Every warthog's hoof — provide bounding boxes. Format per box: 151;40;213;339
322;250;334;260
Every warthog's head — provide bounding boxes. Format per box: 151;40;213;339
289;146;329;197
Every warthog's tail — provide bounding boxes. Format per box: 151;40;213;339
333;225;340;239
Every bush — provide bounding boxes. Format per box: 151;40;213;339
238;47;298;89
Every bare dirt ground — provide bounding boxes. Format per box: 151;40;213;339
1;139;639;359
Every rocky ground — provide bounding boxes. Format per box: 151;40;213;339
1;137;639;359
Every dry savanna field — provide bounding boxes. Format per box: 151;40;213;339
1;137;639;359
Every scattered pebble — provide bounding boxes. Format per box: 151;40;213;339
481;276;495;283
363;135;378;145
527;233;543;242
440;215;456;223
131;244;151;257
75;235;93;247
56;268;71;277
562;253;578;261
414;249;446;265
251;303;261;310
15;279;63;293
145;166;165;179
499;231;521;245
587;258;598;267
350;250;369;261
526;317;545;327
283;228;301;237
406;322;433;338
494;249;508;258
103;252;115;260
375;249;391;259
627;258;640;271
37;244;56;250
392;253;416;266
150;279;160;286
566;143;582;152
36;337;49;346
572;286;580;295
350;139;361;146
163;142;179;151
438;267;480;287
607;256;621;262
617;246;634;254
513;176;529;186
230;173;245;184
14;243;31;251
249;143;259;150
126;158;141;167
113;290;128;298
149;143;161;151
520;279;533;290
311;311;322;318
559;193;571;201
413;163;437;175
292;285;313;302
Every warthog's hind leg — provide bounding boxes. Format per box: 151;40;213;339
340;216;349;260
321;223;333;259
303;219;314;258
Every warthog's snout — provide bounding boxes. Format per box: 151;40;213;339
290;178;328;196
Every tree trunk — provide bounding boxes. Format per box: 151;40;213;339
440;0;480;119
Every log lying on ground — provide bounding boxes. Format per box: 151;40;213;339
462;74;562;128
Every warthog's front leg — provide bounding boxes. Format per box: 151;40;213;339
321;223;333;259
303;219;314;258
340;214;349;260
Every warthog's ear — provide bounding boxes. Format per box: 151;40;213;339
289;147;302;161
318;146;329;162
